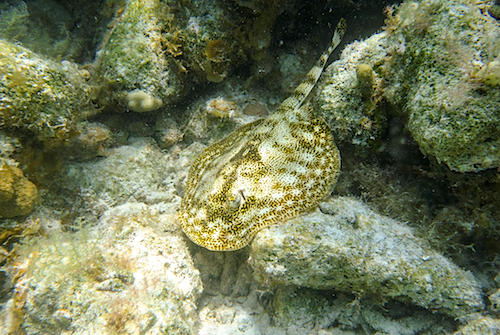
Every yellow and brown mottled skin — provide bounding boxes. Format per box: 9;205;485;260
179;19;346;251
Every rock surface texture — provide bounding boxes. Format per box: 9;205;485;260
2;203;202;335
317;0;500;172
0;163;38;218
250;197;484;320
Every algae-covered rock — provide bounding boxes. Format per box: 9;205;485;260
270;287;343;332
0;162;37;218
453;316;500;335
489;288;500;314
95;0;182;110
316;0;500;172
0;39;97;144
250;197;484;320
315;32;390;147
270;286;455;335
0;0;117;63
0;131;21;166
1;203;202;335
382;0;500;172
179;0;250;84
70;121;115;159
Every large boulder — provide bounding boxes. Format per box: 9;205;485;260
250;197;484;320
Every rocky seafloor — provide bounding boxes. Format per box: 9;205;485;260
1;0;499;334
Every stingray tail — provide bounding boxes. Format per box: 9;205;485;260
276;18;347;114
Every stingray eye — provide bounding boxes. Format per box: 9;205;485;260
228;189;246;210
227;193;240;210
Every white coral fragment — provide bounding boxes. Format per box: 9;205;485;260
127;89;163;113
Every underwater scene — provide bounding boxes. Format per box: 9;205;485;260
0;0;499;334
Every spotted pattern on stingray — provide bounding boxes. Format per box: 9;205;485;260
179;19;346;251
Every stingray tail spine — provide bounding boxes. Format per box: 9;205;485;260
276;18;347;114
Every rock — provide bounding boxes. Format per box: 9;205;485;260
156;127;184;149
0;39;97;144
489;288;500;314
0;162;38;218
127;90;163;113
95;0;183;109
316;0;500;172
270;287;455;335
453;316;500;335
382;0;500;172
70;122;114;159
0;0;117;63
250;197;484;320
198;291;273;335
60;138;193;211
0;131;21;166
1;203;202;335
315;32;389;147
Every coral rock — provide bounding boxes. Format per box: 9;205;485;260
0;40;97;143
0;163;37;218
127;90;163;113
315;33;388;147
1;203;202;335
453;316;500;335
383;0;500;172
250;197;484;320
95;0;183;108
316;0;500;172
